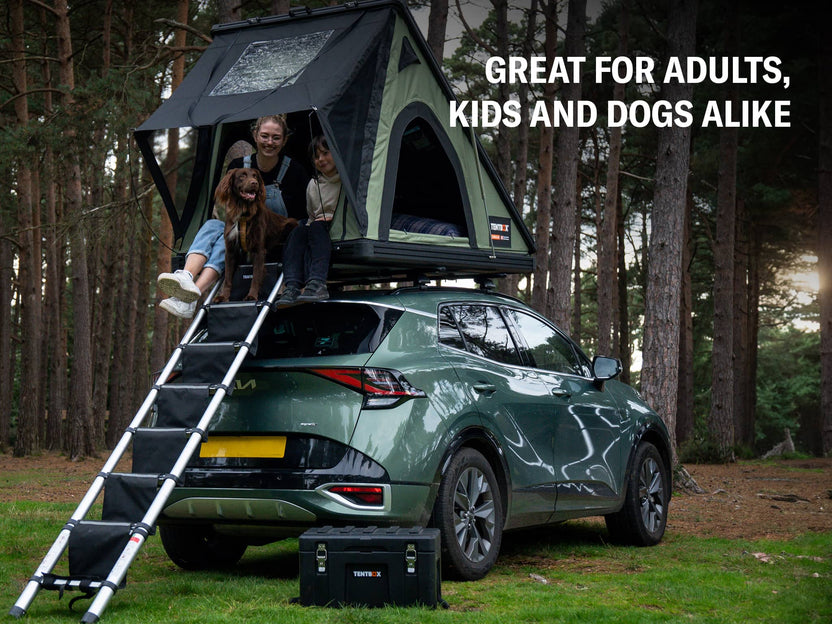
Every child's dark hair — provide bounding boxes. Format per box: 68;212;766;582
308;135;329;163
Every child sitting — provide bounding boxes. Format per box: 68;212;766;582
277;135;341;303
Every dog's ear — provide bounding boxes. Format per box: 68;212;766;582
254;169;266;204
215;169;236;205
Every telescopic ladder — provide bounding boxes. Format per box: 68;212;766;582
10;268;285;623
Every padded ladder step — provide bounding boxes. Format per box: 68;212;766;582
205;301;264;344
101;474;159;532
180;342;244;384
67;521;134;583
154;383;215;428
228;262;281;301
131;428;191;475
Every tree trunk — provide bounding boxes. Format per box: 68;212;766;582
12;0;42;456
676;192;694;446
734;199;755;447
218;0;240;23
0;236;13;450
640;0;697;463
151;0;188;373
491;0;511;185
499;0;538;300
597;0;628;355
531;0;557;313
707;2;739;460
746;227;761;449
546;0;586;330
133;213;154;411
572;171;584;342
55;0;95;459
106;217;140;447
616;195;631;384
819;27;832;456
427;0;449;64
272;0;290;15
43;144;67;451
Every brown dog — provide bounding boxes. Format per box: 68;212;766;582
213;168;298;302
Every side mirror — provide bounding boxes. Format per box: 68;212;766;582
592;356;622;381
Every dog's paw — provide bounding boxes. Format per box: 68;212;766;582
214;291;230;303
243;291;258;302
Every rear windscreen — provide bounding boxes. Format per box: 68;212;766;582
253;302;403;359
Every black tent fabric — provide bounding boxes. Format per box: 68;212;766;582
138;6;395;230
138;9;392;131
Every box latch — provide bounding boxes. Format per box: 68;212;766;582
405;543;417;574
316;543;327;573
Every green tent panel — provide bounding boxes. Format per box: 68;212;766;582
135;0;534;283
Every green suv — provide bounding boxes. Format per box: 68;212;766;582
158;286;671;581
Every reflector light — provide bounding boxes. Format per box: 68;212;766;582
328;485;384;506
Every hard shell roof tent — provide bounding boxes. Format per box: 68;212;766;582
134;0;534;284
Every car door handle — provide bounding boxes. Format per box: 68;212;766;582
551;387;571;398
473;383;497;395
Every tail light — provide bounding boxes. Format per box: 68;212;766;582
308;367;426;408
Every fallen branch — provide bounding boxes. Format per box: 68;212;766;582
757;493;810;503
674;464;705;494
762;428;795;459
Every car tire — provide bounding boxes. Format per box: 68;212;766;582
605;441;669;546
159;524;247;570
433;447;503;581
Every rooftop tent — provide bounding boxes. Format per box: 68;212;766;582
135;0;534;283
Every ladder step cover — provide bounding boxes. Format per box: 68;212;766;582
180;343;241;384
101;474;158;531
132;428;189;475
228;261;281;302
154;384;214;428
206;301;263;345
68;521;132;582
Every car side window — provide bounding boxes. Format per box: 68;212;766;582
449;304;522;366
438;306;466;350
505;309;583;375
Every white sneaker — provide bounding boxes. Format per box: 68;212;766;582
159;297;196;319
157;270;201;302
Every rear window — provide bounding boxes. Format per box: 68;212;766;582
253;302;403;359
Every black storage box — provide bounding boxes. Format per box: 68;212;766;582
298;526;442;608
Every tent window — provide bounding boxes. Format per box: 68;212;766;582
390;119;468;238
209;31;334;96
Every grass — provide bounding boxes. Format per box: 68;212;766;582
1;502;830;623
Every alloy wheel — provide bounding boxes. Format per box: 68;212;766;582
453;466;496;563
638;456;666;534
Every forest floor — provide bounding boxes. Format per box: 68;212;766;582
0;452;830;541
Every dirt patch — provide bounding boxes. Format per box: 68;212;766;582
668;458;832;540
1;451;830;540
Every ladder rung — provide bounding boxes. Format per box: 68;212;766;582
181;343;245;384
154;384;215;428
131;428;190;475
101;474;159;530
205;301;263;344
69;522;133;581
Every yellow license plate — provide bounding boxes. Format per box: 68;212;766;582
199;436;287;459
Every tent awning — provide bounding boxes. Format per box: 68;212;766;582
137;7;394;131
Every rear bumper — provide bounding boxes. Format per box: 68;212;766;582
160;482;434;532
